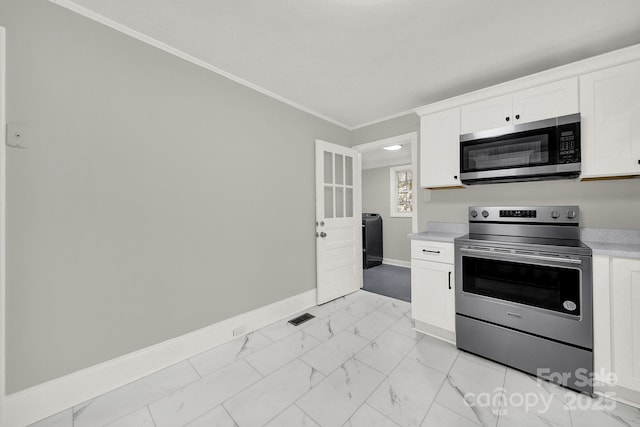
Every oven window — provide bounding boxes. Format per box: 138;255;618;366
462;256;580;315
462;135;549;172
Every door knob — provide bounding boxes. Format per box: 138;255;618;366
320;232;327;238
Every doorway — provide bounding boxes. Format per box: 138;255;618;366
353;133;417;302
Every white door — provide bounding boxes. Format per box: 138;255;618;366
315;140;362;304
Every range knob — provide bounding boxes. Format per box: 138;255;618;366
566;210;577;219
550;210;560;219
482;210;489;218
470;210;478;218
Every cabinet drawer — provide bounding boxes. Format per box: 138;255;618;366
411;240;454;264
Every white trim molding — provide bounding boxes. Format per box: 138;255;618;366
382;258;411;268
47;0;351;130
414;43;640;117
3;289;316;427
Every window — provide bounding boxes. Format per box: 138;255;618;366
390;165;413;217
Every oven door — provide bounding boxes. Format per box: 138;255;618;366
455;245;593;349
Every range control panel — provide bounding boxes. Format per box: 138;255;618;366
500;209;537;218
469;206;579;224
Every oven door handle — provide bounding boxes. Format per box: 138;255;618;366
459;247;582;265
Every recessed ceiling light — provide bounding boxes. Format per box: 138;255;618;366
383;145;402;151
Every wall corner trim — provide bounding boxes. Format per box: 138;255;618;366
3;289;316;427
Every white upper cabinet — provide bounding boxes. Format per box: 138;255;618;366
459;94;512;135
580;60;640;179
419;107;461;188
460;77;579;135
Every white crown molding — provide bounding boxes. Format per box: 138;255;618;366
48;0;352;130
3;289;316;427
414;43;640;117
351;108;417;131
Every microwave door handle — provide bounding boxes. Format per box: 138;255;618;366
459;247;582;265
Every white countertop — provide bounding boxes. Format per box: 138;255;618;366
407;231;464;243
582;228;640;259
408;225;640;259
583;241;640;259
408;222;467;243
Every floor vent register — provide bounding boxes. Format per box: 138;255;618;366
288;313;315;326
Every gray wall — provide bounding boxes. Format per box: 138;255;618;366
355;114;640;230
420;180;640;229
362;167;412;263
1;0;351;393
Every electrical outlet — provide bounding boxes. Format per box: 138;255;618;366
6;122;29;148
233;325;247;336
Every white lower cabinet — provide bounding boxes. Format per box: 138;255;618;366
593;254;640;404
410;240;455;342
610;257;640;393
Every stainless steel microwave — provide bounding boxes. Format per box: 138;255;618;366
459;113;581;185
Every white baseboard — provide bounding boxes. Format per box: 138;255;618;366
382;258;411;268
3;289;317;427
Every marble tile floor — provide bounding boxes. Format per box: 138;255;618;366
31;290;640;427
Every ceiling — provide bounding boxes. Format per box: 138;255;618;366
54;0;640;129
362;145;412;171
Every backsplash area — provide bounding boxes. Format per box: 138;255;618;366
418;178;640;230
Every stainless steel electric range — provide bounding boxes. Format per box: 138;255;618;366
454;206;594;395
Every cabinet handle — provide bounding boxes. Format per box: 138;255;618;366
515;114;520;120
505;116;510;122
422;249;440;254
453;175;458;180
448;271;452;290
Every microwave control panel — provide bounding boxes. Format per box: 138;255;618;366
559;130;576;156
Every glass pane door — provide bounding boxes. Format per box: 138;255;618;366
322;151;355;219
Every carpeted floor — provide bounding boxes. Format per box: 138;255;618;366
363;264;411;302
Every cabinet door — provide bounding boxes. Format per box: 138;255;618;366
460;94;512;134
512;77;579;125
580;60;640;178
419;108;461;189
411;259;455;333
611;257;640;392
592;255;612;382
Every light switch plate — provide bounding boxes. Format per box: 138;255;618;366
6;122;29;148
